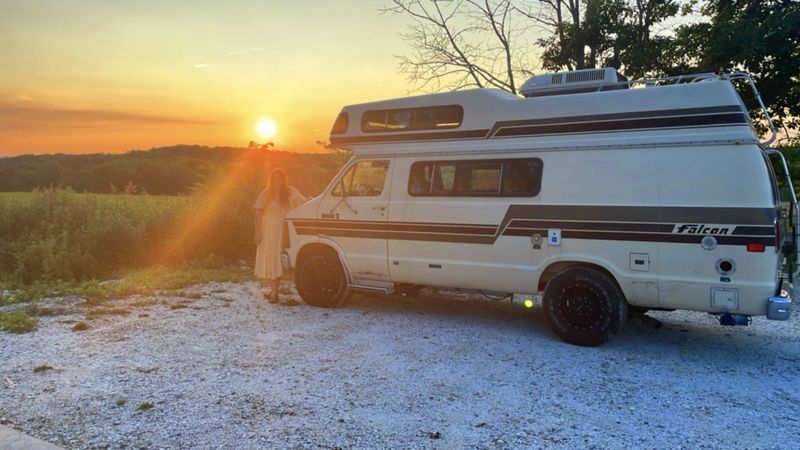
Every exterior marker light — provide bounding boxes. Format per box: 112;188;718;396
524;299;534;308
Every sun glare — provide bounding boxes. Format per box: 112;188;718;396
256;117;278;139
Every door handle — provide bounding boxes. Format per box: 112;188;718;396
373;206;386;212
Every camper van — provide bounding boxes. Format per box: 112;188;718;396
286;68;796;346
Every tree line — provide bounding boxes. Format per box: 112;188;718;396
0;145;349;197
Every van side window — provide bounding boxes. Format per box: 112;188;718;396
503;159;542;194
432;162;501;194
332;160;390;197
362;105;463;132
408;158;543;197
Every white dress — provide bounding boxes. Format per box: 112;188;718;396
254;186;307;280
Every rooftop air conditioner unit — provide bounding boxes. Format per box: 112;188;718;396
520;67;628;98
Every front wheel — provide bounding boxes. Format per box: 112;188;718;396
295;251;350;308
542;267;628;346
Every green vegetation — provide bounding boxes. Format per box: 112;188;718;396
137;402;155;410
776;146;800;184
673;0;800;133
0;189;187;284
33;365;53;373
0;145;347;195
0;310;38;333
0;146;347;295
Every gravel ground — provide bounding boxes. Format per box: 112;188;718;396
1;281;799;449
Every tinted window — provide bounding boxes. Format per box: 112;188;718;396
362;105;463;132
330;112;348;134
332;160;389;197
409;158;543;197
502;159;542;194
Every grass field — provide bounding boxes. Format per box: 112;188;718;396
0;186;262;296
0;189;189;285
0;191;188;203
0;189;262;332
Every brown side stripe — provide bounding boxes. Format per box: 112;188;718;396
492;113;747;138
329;105;748;145
330;129;489;145
486;105;744;136
290;204;777;246
296;224;775;246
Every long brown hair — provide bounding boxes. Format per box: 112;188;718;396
265;168;290;209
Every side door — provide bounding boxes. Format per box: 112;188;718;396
315;159;392;283
387;157;547;294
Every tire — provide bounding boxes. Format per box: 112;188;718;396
295;250;350;308
542;267;628;346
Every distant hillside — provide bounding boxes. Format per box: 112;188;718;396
0;145;349;196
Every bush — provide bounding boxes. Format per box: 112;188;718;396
0;310;38;333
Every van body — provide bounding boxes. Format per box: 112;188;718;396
286;69;795;345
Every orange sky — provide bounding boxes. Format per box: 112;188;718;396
0;1;413;155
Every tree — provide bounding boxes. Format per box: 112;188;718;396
248;141;275;151
384;0;528;93
387;0;685;93
316;140;353;156
611;0;682;77
514;0;682;77
674;0;800;140
388;0;799;139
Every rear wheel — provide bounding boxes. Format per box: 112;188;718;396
542;267;627;346
295;250;350;308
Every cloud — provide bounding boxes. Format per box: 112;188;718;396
193;63;212;69
0;100;222;131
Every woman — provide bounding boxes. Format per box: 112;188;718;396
254;169;307;304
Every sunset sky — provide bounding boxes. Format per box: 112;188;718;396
0;1;413;155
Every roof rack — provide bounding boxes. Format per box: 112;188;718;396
724;72;778;147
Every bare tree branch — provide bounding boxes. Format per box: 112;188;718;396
384;0;525;94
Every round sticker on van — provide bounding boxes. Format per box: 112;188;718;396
701;235;718;251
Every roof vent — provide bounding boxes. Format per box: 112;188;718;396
520;67;628;98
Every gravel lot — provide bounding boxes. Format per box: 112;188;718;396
1;281;799;449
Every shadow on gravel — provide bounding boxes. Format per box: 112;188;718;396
618;315;799;364
337;292;797;362
342;292;553;338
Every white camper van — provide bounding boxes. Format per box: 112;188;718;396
287;68;796;346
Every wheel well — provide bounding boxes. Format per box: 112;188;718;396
296;243;340;268
538;261;622;294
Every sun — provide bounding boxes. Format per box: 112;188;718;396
256;117;277;139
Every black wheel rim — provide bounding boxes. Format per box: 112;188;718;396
305;258;344;298
556;282;605;329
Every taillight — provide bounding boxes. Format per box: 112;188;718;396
747;243;766;252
